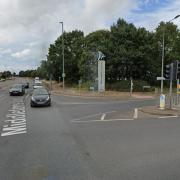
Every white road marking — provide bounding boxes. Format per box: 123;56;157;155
71;111;116;121
72;118;134;123
158;116;178;119
101;113;106;120
133;108;138;119
1;99;27;137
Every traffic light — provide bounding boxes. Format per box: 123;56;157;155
164;64;171;80
173;60;180;80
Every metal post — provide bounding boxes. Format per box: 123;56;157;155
60;22;65;90
50;73;52;91
161;28;165;94
130;79;133;96
177;79;179;105
160;15;180;94
169;63;173;109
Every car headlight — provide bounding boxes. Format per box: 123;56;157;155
46;96;50;101
31;96;36;101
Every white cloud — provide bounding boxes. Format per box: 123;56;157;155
131;0;180;31
0;48;12;55
0;0;138;72
11;49;31;58
0;0;179;72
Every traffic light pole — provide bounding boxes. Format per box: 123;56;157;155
177;79;179;105
169;63;173;109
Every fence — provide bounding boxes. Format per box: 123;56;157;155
165;93;180;108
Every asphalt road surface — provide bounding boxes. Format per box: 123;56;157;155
0;78;180;180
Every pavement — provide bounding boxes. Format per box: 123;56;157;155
139;106;180;116
1;78;180;180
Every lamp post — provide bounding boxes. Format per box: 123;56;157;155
59;21;65;90
160;15;180;94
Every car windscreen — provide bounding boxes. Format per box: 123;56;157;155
12;84;22;88
34;83;42;86
33;88;49;95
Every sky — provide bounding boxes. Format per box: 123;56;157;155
0;0;180;73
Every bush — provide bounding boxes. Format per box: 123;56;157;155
106;80;154;92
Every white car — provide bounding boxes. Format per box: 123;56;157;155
33;82;43;89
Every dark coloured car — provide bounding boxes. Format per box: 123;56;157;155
20;82;29;89
9;84;25;96
24;82;29;88
30;88;51;107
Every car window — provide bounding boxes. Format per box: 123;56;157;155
33;88;49;95
34;83;42;86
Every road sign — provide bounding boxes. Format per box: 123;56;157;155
160;94;165;109
157;77;165;80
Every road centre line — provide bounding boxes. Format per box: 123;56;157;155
72;118;134;123
71;111;116;122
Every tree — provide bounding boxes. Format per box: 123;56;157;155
47;30;84;83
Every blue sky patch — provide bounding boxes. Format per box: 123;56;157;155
133;0;171;13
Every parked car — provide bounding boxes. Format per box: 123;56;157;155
9;84;25;96
30;88;51;107
0;79;6;82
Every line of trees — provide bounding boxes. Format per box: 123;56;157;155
21;18;180;86
0;71;14;79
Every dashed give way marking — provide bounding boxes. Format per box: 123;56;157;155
1;99;27;137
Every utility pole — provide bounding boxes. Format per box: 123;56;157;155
160;15;180;94
59;21;65;90
161;28;165;94
177;79;179;105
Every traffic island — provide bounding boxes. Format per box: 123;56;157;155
139;106;180;116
